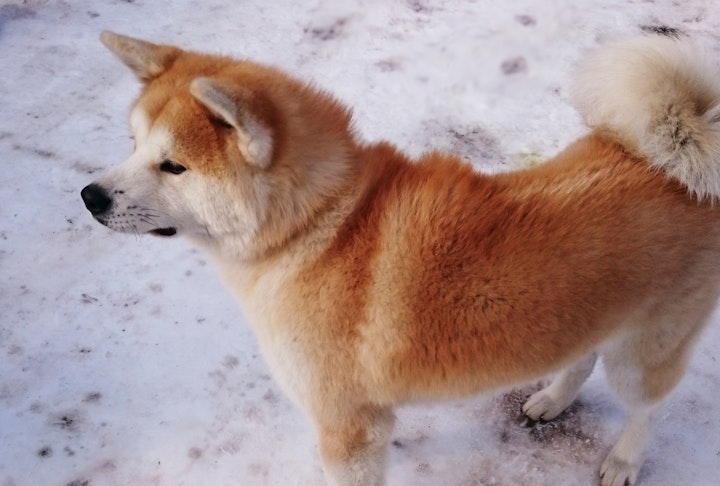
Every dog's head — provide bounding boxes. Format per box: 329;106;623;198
82;32;357;258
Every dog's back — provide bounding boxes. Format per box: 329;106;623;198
321;132;720;399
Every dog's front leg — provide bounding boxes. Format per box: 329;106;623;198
316;404;396;486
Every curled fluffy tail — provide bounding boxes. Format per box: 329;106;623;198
573;35;720;200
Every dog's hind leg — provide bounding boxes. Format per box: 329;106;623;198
316;404;395;486
599;335;674;486
599;402;657;486
522;352;598;422
599;291;716;486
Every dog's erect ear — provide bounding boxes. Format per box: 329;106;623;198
190;78;274;169
100;31;181;82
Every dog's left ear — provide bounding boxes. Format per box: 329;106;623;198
190;78;274;169
100;31;181;82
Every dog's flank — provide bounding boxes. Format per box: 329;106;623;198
82;32;720;486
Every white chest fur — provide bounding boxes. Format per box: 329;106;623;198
212;256;314;410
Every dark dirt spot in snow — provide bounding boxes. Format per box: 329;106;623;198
515;14;536;26
50;411;83;433
0;5;36;22
33;148;56;159
37;445;52;457
305;18;349;41
29;402;43;413
243;406;264;422
494;383;543;422
491;385;603;465
216;435;246;456
376;59;402;72
416;462;433;474
407;0;434;14
525;404;598;447
640;25;682;37
501;56;528;75
66;479;90;486
448;126;506;165
72;161;104;175
223;355;239;369
262;388;280;405
9;142;57;159
83;392;102;403
80;293;98;305
98;460;117;472
417;119;505;166
391;431;429;452
56;415;76;429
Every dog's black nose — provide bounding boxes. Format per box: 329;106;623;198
81;183;112;215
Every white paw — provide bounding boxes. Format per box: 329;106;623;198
521;389;568;422
600;451;639;486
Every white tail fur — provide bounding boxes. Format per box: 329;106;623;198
573;35;720;200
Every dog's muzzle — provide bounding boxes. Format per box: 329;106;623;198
80;183;178;236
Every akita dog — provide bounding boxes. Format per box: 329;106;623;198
82;32;720;486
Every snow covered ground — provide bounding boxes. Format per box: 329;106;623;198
2;1;720;485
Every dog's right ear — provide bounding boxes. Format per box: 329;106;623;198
100;31;181;82
190;78;274;169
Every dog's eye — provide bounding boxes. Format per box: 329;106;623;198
159;159;187;175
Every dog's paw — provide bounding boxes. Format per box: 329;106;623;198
600;451;639;486
521;389;567;422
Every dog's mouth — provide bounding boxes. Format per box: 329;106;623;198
150;227;177;237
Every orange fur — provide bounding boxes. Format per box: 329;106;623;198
85;33;720;486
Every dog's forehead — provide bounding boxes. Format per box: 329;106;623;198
132;90;231;176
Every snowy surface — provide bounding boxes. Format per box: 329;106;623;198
2;1;720;485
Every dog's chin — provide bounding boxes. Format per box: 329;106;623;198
150;227;177;237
